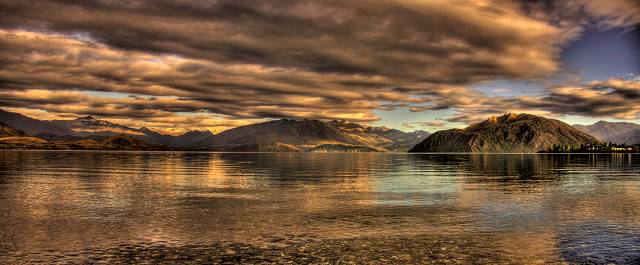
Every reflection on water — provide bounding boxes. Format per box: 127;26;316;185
0;151;639;264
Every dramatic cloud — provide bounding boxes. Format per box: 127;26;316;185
0;0;638;131
531;79;640;119
402;120;446;130
407;78;640;125
0;0;563;80
520;0;640;33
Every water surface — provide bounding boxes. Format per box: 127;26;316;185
1;151;639;264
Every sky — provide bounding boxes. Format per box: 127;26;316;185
0;0;638;134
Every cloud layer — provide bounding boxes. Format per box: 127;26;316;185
0;0;638;131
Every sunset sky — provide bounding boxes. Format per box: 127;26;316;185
0;0;639;133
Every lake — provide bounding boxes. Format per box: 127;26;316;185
1;151;639;264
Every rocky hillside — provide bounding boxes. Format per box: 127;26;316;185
0;121;27;137
199;119;362;151
0;135;165;150
199;119;429;152
573;121;640;144
409;113;599;153
70;135;165;150
0;109;72;136
328;120;430;151
50;116;147;137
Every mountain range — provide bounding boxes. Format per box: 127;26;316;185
0;109;430;152
573;121;640;145
3;108;640;152
0;109;214;147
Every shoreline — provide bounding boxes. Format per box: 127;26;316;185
2;149;640;154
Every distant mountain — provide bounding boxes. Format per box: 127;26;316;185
328;120;430;152
0;109;211;147
0;109;428;152
409;113;599;153
199;119;429;152
50;116;147;137
573;121;640;144
199;119;362;151
0;109;73;136
0;121;27;137
166;130;214;147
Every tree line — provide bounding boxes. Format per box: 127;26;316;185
542;142;640;153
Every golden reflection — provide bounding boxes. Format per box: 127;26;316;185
2;152;640;263
453;153;640;263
